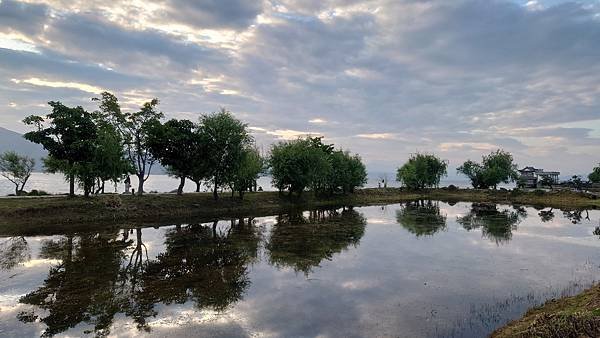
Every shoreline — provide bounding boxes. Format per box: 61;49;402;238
491;283;600;337
0;188;597;235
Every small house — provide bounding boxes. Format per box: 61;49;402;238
518;166;560;188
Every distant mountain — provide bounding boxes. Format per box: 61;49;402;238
0;127;47;170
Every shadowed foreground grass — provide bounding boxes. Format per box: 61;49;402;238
491;284;600;338
0;187;598;236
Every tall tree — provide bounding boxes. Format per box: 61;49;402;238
0;151;35;196
457;149;518;189
200;109;252;200
396;153;448;190
23;102;98;197
93;93;163;196
147;119;206;195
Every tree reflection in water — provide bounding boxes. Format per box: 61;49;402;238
266;207;366;275
18;233;130;337
16;218;261;337
128;218;260;330
396;200;447;237
457;203;527;245
0;236;30;270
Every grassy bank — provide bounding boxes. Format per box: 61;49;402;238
491;284;600;338
0;188;598;235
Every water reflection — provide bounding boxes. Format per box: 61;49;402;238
562;209;591;224
457;203;526;244
266;208;366;275
18;233;130;337
2;203;600;337
0;236;30;270
396;200;447;237
133;219;260;320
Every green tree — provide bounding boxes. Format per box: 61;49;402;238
539;175;555;189
93;92;163;196
588;164;600;184
23;102;98;197
396;153;448;190
200;109;252;200
0;151;35;195
569;175;584;191
230;147;265;199
457;149;518;189
89;122;133;194
269;137;332;196
147;119;206;195
325;150;367;194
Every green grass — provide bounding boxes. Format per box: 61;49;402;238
491;284;600;338
0;188;598;236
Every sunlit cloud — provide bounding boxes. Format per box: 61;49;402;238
267;129;320;140
308;118;327;124
438;142;498;152
356;133;398;140
11;77;106;94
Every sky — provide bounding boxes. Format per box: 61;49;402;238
0;0;599;176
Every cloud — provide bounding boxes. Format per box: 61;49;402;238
356;133;398;140
163;0;264;30
0;0;600;174
11;77;106;94
0;0;49;36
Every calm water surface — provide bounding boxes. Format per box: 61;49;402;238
0;202;599;337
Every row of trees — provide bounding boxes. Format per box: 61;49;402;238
21;93;264;198
270;137;367;196
396;149;520;190
17;92;367;198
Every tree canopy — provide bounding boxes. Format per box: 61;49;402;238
147;119;205;195
396;153;447;190
0;151;35;195
589;164;600;184
23;101;98;196
269;137;366;196
457;149;518;189
200;109;253;200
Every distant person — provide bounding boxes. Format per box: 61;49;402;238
124;176;131;194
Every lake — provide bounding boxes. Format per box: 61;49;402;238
1;201;598;337
0;173;512;197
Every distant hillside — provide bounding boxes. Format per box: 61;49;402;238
0;127;46;170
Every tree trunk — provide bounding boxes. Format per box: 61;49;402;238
195;181;201;193
14;185;19;196
177;176;185;195
137;173;144;196
69;172;75;197
239;189;244;200
213;183;219;200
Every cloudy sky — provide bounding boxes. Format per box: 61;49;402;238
1;0;599;176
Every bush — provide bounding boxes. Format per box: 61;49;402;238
28;190;49;196
446;184;458;191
